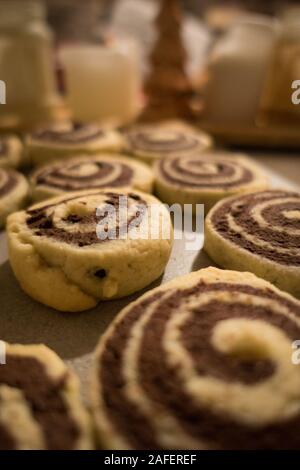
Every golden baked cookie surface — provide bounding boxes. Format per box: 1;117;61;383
205;189;300;297
30;154;154;202
92;267;300;450
0;343;92;450
7;188;173;311
155;151;269;213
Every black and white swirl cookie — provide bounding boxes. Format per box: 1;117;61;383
0;168;28;228
92;267;300;449
0;136;23;169
0;343;92;449
123;125;212;165
205;189;300;298
7;189;173;311
155;151;269;213
27;122;123;166
30;155;154;201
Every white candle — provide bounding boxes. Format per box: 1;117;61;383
60;44;140;125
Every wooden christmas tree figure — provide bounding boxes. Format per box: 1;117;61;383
140;0;195;122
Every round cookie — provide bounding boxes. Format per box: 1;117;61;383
0;168;29;228
30;154;154;202
0;135;23;169
123;125;212;165
7;188;173;312
27;122;123;166
205;189;300;298
92;267;300;450
155;151;269;214
0;342;92;450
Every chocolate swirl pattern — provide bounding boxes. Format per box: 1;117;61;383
0;168;18;197
26;191;148;247
155;152;268;213
30;155;154;202
0;343;92;450
0;169;28;228
32;123;104;144
93;268;300;450
7;189;173;311
205;190;300;298
124;126;211;164
28;123;123;167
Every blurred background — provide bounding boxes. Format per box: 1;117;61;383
45;0;300;43
0;0;300;150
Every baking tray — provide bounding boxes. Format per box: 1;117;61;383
199;120;300;149
0;160;298;404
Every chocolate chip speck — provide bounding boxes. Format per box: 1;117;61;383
94;269;107;279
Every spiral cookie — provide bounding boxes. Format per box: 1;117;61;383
7;188;173;311
92;267;300;450
0;136;23;169
0;168;28;228
27;122;123;166
205;190;300;298
0;342;92;450
155;151;269;213
123;125;211;165
30;155;154;202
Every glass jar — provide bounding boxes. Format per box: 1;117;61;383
259;8;300;123
203;15;278;125
60;44;140;125
0;0;61;129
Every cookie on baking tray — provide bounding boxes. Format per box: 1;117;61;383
27;122;123;166
7;188;173;311
205;189;300;298
0;135;23;169
30;154;154;202
123;124;211;165
0;342;92;450
92;267;300;450
154;151;269;213
0;168;28;228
